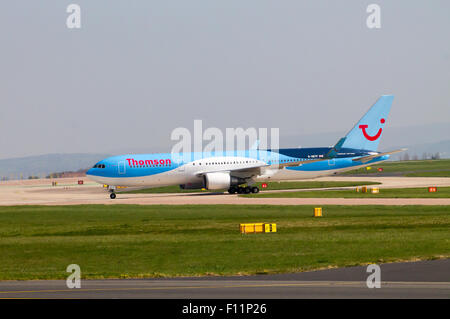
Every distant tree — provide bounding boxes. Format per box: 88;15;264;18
402;153;410;161
412;154;418;161
431;152;441;160
422;152;428;160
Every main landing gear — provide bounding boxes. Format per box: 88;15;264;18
110;192;116;199
228;186;259;194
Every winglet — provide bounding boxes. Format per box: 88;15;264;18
326;137;347;158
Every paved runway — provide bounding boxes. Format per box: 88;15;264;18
0;260;448;298
0;176;449;206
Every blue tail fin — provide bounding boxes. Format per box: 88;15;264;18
341;95;394;152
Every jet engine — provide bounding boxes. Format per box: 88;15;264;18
204;172;245;190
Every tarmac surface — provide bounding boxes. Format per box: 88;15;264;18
0;259;448;298
0;178;448;299
0;176;449;206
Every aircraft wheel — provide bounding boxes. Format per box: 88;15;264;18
251;187;260;194
228;187;236;194
110;193;116;199
237;187;244;194
244;187;251;194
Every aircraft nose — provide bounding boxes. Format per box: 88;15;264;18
86;168;94;176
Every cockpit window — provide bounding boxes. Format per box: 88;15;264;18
93;164;106;168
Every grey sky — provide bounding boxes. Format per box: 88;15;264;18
0;1;449;159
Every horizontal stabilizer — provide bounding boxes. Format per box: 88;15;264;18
352;148;407;163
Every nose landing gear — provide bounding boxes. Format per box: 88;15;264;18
108;186;117;199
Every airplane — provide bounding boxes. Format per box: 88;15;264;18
87;95;405;199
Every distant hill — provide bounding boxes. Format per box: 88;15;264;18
0;153;110;179
281;122;450;159
281;122;449;146
388;140;450;161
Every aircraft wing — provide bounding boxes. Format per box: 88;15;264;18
352;148;407;164
195;163;268;178
196;157;330;176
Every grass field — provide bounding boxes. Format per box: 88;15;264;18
124;181;380;194
243;187;450;198
342;159;450;177
0;205;448;280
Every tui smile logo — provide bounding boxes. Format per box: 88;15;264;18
359;118;385;141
